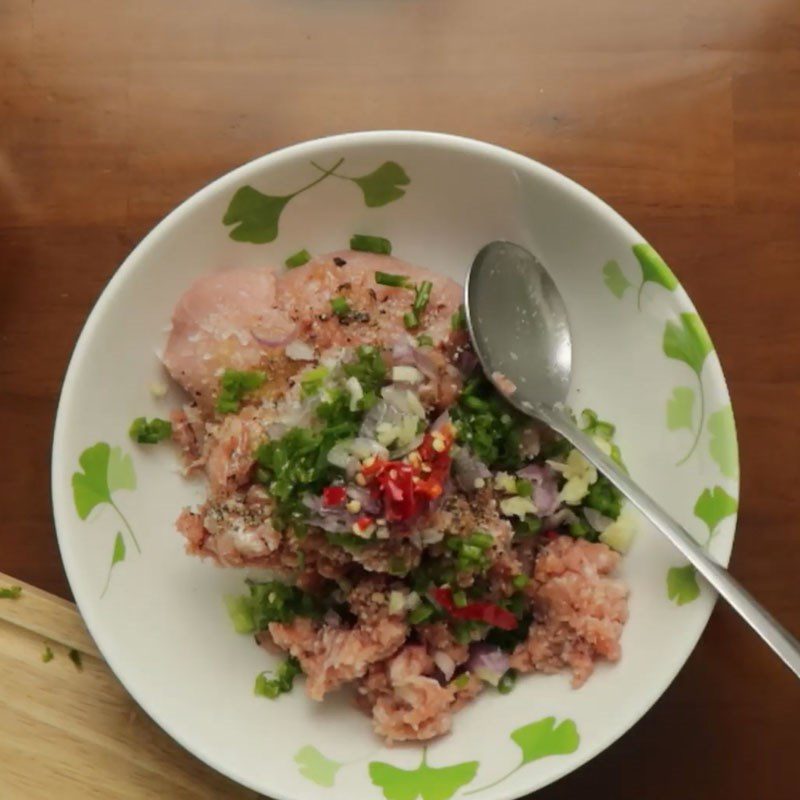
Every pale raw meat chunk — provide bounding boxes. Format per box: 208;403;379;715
510;535;629;687
277;250;462;350
162;267;295;410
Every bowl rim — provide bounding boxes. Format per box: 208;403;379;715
51;130;737;799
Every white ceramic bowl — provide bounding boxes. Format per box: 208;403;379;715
52;132;739;800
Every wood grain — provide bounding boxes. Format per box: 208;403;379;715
0;574;257;800
1;1;798;797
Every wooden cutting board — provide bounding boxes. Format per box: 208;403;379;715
0;573;262;800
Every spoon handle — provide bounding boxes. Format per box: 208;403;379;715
541;407;800;680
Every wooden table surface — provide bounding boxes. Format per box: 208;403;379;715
2;0;798;797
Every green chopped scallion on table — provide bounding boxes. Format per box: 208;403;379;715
217;369;266;414
42;646;54;663
0;585;22;599
285;249;311;269
375;271;410;288
129;416;172;444
68;648;83;671
351;234;392;255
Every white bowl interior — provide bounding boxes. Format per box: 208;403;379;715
52;132;738;800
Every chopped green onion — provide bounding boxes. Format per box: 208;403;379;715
451;305;466;331
451;672;471;690
569;517;593;539
512;574;530;589
351;234;392;255
452;590;468;608
217;369;267;414
285;248;311;269
513;516;542;537
331;296;350;317
375;271;410;288
42;646;54;663
515;479;532;498
469;531;494;549
497;669;517;694
254;656;302;699
68;648;83;671
224;595;256;634
407;603;434;625
0;585;22;600
413;280;432;315
417;334;434;347
129;416;172;444
299;365;330;397
403;311;419;330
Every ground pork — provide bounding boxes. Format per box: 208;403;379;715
510;535;629;687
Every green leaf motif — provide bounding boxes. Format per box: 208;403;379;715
667;565;700;606
295;745;343;788
694;486;737;545
72;443;136;519
633;243;678;291
467;717;579;794
511;717;580;766
663;313;714;376
667;387;695;432
370;752;478;800
352;161;410;207
223;186;291;244
101;532;126;598
602;260;632;299
708;405;738;479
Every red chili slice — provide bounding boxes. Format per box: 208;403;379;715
430;586;518;631
322;486;347;507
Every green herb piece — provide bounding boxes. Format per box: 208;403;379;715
451;305;466;331
351;234;392;255
412;280;432;315
417;334;434;347
42;645;54;663
285;248;311;268
224;594;256;634
129;416;172;444
254;656;302;699
512;516;542;538
452;590;468;608
330;296;350;317
407;602;434;625
0;585;22;600
230;580;322;631
217;369;266;414
375;271;410;288
451;672;471;690
451;374;526;469
403;311;419;330
580;409;615;440
68;649;83;671
325;531;368;552
515;479;532;498
343;346;386;396
299;365;329;397
568;517;595;540
512;575;529;589
583;475;623;520
498;669;517;694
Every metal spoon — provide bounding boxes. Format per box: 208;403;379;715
465;240;800;678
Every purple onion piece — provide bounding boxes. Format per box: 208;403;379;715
467;644;510;687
